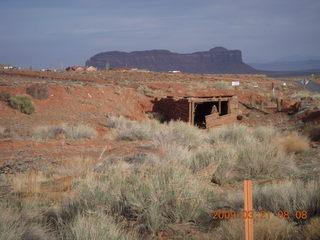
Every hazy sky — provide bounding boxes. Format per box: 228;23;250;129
1;0;320;69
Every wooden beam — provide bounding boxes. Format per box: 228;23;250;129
244;180;254;240
218;98;221;115
191;102;195;125
188;101;192;124
188;97;231;103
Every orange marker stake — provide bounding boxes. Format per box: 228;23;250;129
244;180;254;240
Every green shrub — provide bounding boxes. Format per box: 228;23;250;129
9;95;35;114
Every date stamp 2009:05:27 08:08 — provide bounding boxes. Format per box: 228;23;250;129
212;210;308;220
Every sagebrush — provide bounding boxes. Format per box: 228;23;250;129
9;95;35;114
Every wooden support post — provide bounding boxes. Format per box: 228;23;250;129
276;98;282;112
244;180;254;240
188;101;192;124
218;98;221;115
191;102;195;126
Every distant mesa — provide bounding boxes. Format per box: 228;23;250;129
209;47;228;52
85;47;258;74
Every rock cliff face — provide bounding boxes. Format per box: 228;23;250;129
86;47;258;74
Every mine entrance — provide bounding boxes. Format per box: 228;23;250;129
193;100;229;128
220;101;229;115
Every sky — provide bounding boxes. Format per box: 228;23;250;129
0;0;320;69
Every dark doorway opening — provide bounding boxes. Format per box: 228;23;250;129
220;101;229;115
194;102;215;128
193;100;229;128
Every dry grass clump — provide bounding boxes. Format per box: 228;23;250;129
300;217;320;240
115;123;152;141
253;178;320;220
290;91;320;99
107;118;300;184
66;212;137;240
0;204;51;240
0;126;15;139
210;127;297;184
7;170;45;195
0;91;12;103
77;160;212;234
43;201;134;240
43;203;137;239
106;115;204;147
146;111;169;123
207;125;249;145
58;156;97;178
152;120;204;149
21;225;53;240
26;84;49;100
304;124;320;142
137;85;158;97
0;127;18;139
0;206;25;240
189;149;216;173
212;81;230;89
212;141;296;184
210;143;238;185
32;124;96;141
275;132;310;153
0;126;5;137
106;115;153;141
236;139;296;179
212;213;297;240
1;117;318;238
252;125;279;142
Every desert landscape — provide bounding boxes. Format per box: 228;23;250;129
1;0;320;239
0;67;319;239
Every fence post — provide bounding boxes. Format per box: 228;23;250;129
244;180;254;240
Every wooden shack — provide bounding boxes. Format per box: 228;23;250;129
152;95;239;128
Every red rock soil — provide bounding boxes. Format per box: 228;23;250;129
0;69;304;169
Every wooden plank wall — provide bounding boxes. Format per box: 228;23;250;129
206;113;237;128
152;98;189;122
